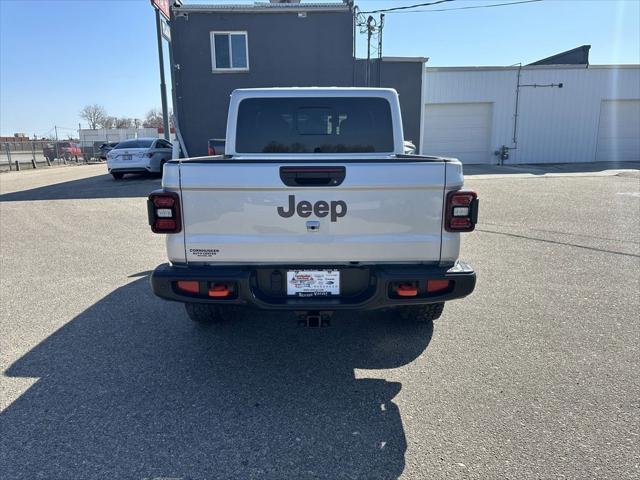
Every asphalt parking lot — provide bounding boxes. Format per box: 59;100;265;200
1;164;639;480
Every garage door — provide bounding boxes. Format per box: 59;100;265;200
422;103;493;164
595;100;640;162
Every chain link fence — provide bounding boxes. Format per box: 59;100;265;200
0;140;105;172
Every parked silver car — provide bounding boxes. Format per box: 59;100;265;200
106;138;173;180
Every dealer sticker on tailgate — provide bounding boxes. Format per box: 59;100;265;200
287;270;340;296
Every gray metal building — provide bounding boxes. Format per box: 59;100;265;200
170;1;425;157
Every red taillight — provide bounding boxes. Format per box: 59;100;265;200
427;279;450;293
449;217;471;230
176;280;199;294
208;146;215;156
450;193;474;206
148;191;181;233
445;190;478;232
153;196;175;208
155;219;177;230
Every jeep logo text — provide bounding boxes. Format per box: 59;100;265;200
277;195;347;222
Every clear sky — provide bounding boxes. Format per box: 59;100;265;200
1;0;638;137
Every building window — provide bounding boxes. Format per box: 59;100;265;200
210;31;249;72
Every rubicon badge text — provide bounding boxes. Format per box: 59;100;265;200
277;195;347;222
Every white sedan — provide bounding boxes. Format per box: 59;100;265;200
106;138;172;180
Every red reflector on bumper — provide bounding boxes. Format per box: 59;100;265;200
209;284;231;297
427;280;450;293
396;284;418;297
176;280;199;294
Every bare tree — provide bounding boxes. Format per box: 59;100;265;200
79;104;107;130
116;117;133;128
143;109;164;128
99;116;116;129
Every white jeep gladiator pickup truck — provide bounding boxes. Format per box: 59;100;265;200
148;88;478;324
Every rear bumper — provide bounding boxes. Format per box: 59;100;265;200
108;167;150;174
151;261;476;311
108;161;151;173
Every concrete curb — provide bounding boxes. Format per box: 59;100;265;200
463;161;640;179
466;169;640;180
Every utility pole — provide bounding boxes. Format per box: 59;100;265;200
366;15;373;87
352;6;357;86
377;14;384;87
54;125;59;160
155;8;170;140
167;23;178;145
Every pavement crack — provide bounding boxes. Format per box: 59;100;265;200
481;222;640;245
477;228;640;258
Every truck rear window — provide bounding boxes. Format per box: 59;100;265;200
235;97;394;153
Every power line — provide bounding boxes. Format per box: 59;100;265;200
360;0;453;15
385;0;543;14
37;127;55;139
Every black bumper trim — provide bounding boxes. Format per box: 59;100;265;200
108;167;150;174
151;262;476;311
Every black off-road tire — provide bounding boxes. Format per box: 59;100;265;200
399;302;445;323
185;303;224;324
111;172;124;180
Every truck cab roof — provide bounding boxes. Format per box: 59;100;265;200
230;87;400;98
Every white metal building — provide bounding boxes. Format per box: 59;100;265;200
79;128;176;148
420;65;640;164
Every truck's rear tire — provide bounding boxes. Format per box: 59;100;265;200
399;302;445;323
111;172;124;180
185;303;223;324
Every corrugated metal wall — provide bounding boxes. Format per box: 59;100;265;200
79;128;160;147
422;65;640;164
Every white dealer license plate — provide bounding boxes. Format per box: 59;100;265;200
287;270;340;297
122;154;132;161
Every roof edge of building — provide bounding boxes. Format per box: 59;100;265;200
382;56;429;63
426;64;640;72
355;56;429;63
175;3;351;13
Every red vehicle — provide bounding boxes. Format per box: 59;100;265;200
43;141;82;162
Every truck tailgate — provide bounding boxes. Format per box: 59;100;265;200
178;161;447;264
